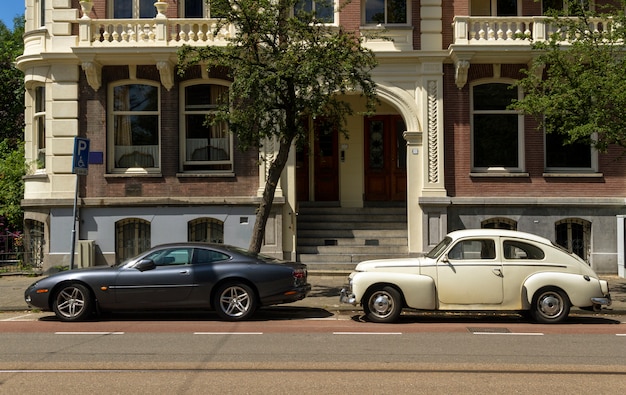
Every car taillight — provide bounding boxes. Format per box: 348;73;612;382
293;268;306;280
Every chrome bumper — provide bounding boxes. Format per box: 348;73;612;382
591;294;611;307
339;288;356;305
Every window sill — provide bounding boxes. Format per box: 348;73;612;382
23;172;48;180
177;172;236;178
470;172;529;178
105;172;163;178
543;172;603;178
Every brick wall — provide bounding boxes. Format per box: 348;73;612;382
443;63;626;198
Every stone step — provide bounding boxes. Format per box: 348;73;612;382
297;236;408;247
298;252;412;265
298;245;408;255
297;229;407;238
298;221;407;230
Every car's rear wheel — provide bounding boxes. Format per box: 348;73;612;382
52;283;94;322
530;287;570;324
214;282;258;321
363;286;403;323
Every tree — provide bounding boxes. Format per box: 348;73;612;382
178;0;378;252
0;16;25;231
0;140;25;229
0;16;25;147
513;0;626;152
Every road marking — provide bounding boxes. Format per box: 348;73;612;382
333;332;402;335
55;332;125;335
473;332;544;336
617;334;626;336
1;314;35;321
194;332;263;335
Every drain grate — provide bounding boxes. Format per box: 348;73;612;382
467;327;511;334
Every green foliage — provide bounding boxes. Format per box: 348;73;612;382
0;16;25;146
513;0;626;152
177;0;378;251
178;0;378;151
0;140;25;229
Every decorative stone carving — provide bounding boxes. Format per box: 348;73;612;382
427;80;439;184
156;61;174;91
81;61;102;91
455;59;470;89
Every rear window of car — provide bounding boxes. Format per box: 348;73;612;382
503;240;545;260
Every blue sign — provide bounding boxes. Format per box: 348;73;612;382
72;137;90;175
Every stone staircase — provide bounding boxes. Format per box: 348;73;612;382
296;204;409;270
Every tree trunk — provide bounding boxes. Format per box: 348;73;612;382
248;137;294;253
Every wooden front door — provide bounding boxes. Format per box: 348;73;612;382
296;119;339;202
313;121;339;201
364;115;407;202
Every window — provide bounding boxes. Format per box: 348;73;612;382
110;82;160;171
182;0;229;18
181;83;232;172
35;0;46;27
115;218;151;264
24;220;45;269
112;0;157;18
448;239;496;260
364;0;407;25
542;0;591;15
482;218;517;230
545;132;594;171
144;248;193;266
556;218;591;262
193;248;230;264
471;0;518;16
295;0;335;23
33;86;46;170
471;82;523;171
188;218;224;243
503;240;545;260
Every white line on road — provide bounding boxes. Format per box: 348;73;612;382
333;332;402;335
55;332;125;335
1;314;36;321
194;332;263;335
473;332;544;336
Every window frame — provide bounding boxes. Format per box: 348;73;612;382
544;130;598;173
108;80;161;174
188;217;225;243
471;0;520;16
32;85;46;172
115;218;152;264
555;218;591;263
295;0;337;24
362;0;410;26
179;80;234;174
110;0;158;19
470;80;525;173
180;0;230;18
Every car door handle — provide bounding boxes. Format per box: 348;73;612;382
179;270;190;275
493;268;503;277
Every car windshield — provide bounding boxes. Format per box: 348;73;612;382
426;236;452;259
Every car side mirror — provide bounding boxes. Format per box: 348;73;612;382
135;259;156;272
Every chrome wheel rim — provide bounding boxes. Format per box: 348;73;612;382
219;285;252;317
537;291;563;318
56;286;87;319
369;291;394;318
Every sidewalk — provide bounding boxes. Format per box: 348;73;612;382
1;271;625;314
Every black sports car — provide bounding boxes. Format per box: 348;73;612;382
25;243;311;321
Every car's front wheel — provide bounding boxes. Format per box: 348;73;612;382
363;286;403;323
52;283;94;322
530;287;570;324
214;282;258;321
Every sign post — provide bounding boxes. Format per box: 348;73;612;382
70;137;90;270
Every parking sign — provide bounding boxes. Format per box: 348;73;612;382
72;137;90;175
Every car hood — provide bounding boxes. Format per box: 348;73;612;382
354;257;427;272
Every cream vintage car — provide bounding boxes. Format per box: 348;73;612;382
340;229;611;323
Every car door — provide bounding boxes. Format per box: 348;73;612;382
436;237;504;305
113;247;195;307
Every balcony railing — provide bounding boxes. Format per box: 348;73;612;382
452;16;611;45
79;18;235;47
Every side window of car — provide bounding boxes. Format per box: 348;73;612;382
145;248;193;266
193;248;230;264
448;239;496;260
503;240;545;260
